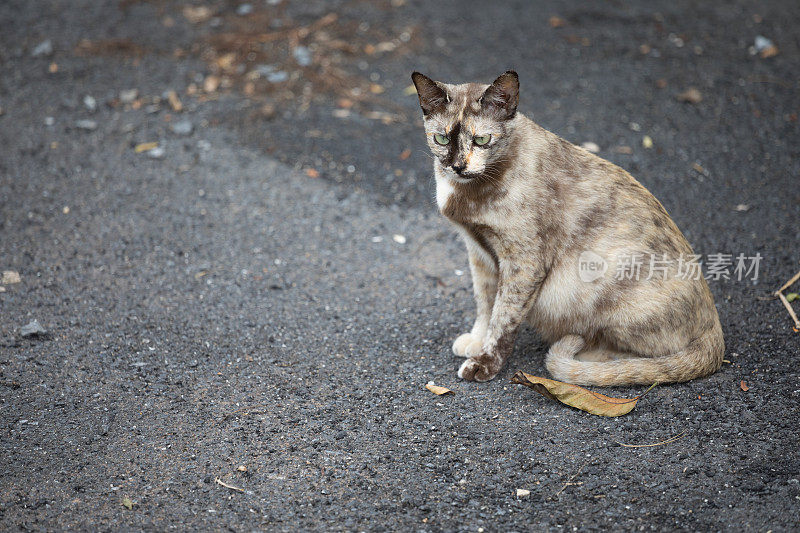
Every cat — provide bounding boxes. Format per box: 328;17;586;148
411;70;724;386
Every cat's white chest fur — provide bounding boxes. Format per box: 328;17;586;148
435;176;455;211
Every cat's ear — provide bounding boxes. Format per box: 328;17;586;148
411;72;448;116
480;71;519;119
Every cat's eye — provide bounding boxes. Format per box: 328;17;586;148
433;133;449;145
473;134;491;146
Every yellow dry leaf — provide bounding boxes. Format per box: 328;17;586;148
760;45;779;58
676;87;702;104
134;142;158;153
166;90;183;112
511;371;651;417
204;75;220;93
425;382;453;396
183;5;213;24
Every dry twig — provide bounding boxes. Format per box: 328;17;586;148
214;477;245;493
552;459;589;498
774;268;800;331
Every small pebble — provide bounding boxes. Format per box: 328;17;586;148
293;46;312;67
44;116;55;126
253;64;276;77
31;39;53;57
267;71;288;83
83;95;97;112
393;234;406;244
236;3;253;15
20;319;47;338
75;119;98;131
170;120;194;136
147;146;166;159
581;141;600;153
119;89;138;104
754;35;774;52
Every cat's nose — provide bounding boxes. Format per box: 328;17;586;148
451;163;466;174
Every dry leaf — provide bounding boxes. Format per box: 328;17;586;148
203;75;220;93
134;142;158;153
760;45;779;59
516;488;531;498
425;382;453;396
677;87;702;104
166;90;183;112
183;5;213;24
511;371;652;417
740;380;749;392
121;496;133;510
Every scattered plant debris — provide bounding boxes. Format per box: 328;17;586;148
215;477;245;493
425;382;453;396
774;268;800;331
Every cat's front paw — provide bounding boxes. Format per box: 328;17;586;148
458;354;501;382
452;333;484;358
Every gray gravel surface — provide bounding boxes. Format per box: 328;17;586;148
1;0;798;531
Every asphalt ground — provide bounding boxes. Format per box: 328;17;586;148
1;0;798;530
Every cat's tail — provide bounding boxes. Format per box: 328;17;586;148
545;321;724;386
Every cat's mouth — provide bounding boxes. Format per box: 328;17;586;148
450;174;478;184
444;168;480;183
